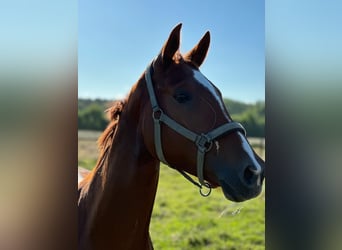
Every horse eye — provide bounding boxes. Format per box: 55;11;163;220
173;92;191;103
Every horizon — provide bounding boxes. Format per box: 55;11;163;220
77;96;265;105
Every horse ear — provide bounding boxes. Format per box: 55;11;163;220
184;31;210;68
160;23;182;66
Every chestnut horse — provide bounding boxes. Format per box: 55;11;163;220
78;24;265;250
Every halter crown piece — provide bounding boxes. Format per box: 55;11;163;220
145;61;246;197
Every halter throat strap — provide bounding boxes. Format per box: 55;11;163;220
144;62;246;196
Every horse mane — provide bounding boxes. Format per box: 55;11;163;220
78;99;126;194
95;99;126;172
97;100;126;151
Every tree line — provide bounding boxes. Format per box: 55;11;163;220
78;98;265;137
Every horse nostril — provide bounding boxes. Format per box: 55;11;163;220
243;165;259;186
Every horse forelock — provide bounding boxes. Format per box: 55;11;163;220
172;51;182;63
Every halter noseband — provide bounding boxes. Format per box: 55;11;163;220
145;61;246;197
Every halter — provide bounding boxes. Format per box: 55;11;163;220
145;62;246;196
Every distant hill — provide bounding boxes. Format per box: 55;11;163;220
78;98;265;137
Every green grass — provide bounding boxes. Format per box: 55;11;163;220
78;130;265;249
78;158;97;170
150;165;265;250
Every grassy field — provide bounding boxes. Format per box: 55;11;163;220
78;130;265;250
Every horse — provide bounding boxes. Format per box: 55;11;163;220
78;23;265;250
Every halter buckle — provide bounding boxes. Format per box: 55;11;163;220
196;134;213;153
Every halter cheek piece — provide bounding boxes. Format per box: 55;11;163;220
145;62;246;197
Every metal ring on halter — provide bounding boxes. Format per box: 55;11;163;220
196;134;213;153
152;107;163;121
199;182;212;197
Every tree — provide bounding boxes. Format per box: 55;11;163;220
78;103;108;130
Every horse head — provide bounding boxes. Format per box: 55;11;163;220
141;24;264;202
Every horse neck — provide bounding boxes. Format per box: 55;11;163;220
83;77;159;249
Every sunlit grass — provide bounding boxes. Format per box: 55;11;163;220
150;164;264;250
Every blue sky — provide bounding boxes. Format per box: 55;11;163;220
79;0;264;103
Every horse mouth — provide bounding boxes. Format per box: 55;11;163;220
218;180;244;202
219;180;262;202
